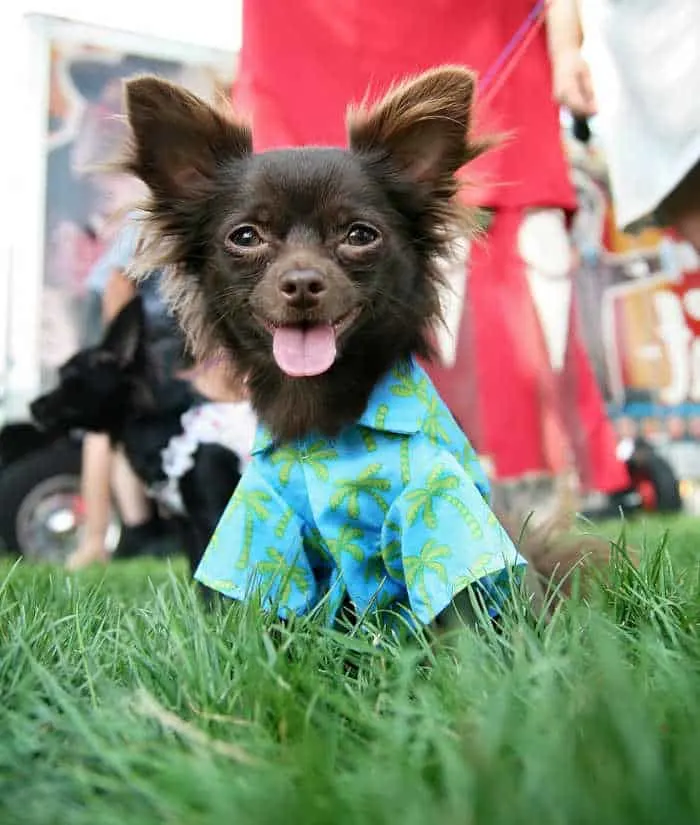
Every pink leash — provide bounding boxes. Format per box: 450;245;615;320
479;0;549;105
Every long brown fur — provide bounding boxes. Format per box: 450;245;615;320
116;66;624;620
497;508;621;601
346;67;495;246
117;68;489;370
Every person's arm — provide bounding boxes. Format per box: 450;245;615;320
546;0;583;58
99;217;141;323
102;268;137;322
66;432;113;570
545;0;597;117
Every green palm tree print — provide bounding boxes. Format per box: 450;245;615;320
403;539;451;613
360;430;378;453
381;519;403;579
325;525;366;564
197;574;237;593
226;488;273;570
404;464;484;538
270;445;299;486
421;395;450;443
461;441;480;469
275;508;295;539
330;463;392;519
303;440;339;481
399;439;411;486
374;403;389;429
450;552;498;596
193;354;524;628
256;546;311;603
389;366;430;404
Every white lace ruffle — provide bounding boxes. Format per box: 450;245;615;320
162;400;257;480
152;401;258;514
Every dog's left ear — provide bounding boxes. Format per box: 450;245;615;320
122;75;252;200
102;296;145;368
347;66;484;191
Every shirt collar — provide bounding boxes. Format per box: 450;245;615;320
250;358;429;454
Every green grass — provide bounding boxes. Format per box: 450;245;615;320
2;514;700;825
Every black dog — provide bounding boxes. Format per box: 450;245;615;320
30;296;245;575
115;67;617;631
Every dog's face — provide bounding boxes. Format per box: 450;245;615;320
120;67;486;438
206;147;427;379
31;298;146;436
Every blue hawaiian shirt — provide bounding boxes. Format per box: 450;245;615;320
194;358;527;629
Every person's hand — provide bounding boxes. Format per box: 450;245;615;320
552;48;597;117
178;358;250;403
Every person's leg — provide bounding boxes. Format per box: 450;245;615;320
110;448;176;560
66;433;113;570
111;448;151;527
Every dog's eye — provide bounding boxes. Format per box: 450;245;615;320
227;225;264;249
345;224;380;247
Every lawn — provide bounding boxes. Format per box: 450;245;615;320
2;515;700;825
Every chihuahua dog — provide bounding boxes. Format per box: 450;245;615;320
116;66;614;632
30;296;250;576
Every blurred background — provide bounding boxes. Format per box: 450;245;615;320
0;0;241;414
0;0;698;565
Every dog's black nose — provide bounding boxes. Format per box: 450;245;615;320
278;269;327;307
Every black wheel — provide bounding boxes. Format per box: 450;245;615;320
626;438;683;513
0;421;55;466
0;438;120;562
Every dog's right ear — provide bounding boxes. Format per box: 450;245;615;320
102;296;145;368
122;76;252;201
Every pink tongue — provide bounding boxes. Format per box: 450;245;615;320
272;324;337;377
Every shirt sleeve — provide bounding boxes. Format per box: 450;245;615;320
104;220;141;271
85;220;141;293
382;446;527;626
193;459;317;617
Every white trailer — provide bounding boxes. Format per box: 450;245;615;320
0;1;241;424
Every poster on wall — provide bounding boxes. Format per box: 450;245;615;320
567;127;700;482
39;29;236;389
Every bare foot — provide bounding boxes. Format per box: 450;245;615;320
65;541;110;572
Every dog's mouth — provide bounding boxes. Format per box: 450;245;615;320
257;307;361;378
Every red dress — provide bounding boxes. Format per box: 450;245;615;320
235;0;630;492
